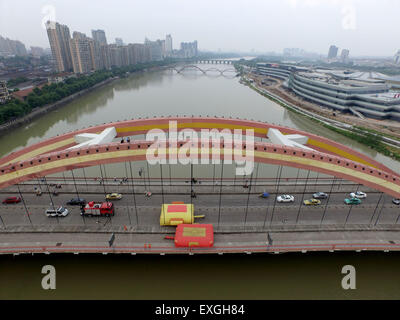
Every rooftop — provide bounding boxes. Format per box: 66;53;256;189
298;70;389;89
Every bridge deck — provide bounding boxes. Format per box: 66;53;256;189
0;180;399;254
2;230;400;255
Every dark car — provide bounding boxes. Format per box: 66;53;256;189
313;192;328;199
2;197;22;204
393;199;400;205
66;198;86;206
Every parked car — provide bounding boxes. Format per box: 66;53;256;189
66;198;86;206
46;207;69;217
349;191;367;199
106;193;123;200
2;197;21;204
304;199;321;206
393;199;400;205
344;198;362;205
313;192;328;199
277;195;295;203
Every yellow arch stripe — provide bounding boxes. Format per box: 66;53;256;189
3;123;266;165
0;148;398;195
2;122;379;173
4;138;75;165
116;122;268;135
0;149;146;185
307;138;377;169
255;151;398;193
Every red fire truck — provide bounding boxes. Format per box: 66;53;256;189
81;201;114;217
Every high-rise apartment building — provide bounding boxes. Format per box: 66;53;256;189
30;46;45;58
394;50;400;65
109;45;123;67
180;41;198;58
89;39;105;71
145;38;163;61
340;49;350;63
132;43;146;64
115;38;124;46
121;46;130;66
46;21;73;72
127;44;143;65
328;45;339;59
99;43;111;69
160;40;166;58
0;36;27;57
69;32;92;74
166;34;173;54
92;29;107;45
0;81;10;104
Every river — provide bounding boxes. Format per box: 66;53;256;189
0;64;399;299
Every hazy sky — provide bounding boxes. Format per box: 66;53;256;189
0;0;399;56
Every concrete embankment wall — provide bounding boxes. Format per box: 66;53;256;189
0;77;117;136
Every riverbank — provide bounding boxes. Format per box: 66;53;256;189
0;60;182;137
0;77;118;136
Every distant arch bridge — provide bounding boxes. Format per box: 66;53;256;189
168;65;238;76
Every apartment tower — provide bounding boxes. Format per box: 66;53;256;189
46;21;73;72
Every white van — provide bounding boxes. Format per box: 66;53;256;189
46;206;69;217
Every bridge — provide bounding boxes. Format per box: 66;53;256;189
196;60;234;65
0;117;399;255
168;65;238;77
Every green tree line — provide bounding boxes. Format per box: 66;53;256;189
0;59;179;125
7;77;28;87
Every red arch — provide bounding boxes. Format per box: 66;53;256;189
0;140;399;198
0;117;395;177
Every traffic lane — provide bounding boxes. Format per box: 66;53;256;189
0;203;398;229
1;192;397;218
0;190;398;227
0;181;387;200
1;190;397;214
11;181;369;194
1;189;391;208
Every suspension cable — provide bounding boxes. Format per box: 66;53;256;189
160;163;165;205
269;165;282;227
70;169;85;225
17;183;32;226
217;160;224;227
244;166;255;227
128;161;139;225
344;183;360;227
44;176;58;224
124;161;132;226
320;176;336;227
295;170;310;225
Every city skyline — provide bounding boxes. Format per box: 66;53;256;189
1;0;400;57
45;20;198;74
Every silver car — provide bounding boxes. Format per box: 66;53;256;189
350;191;367;199
277;195;295;203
